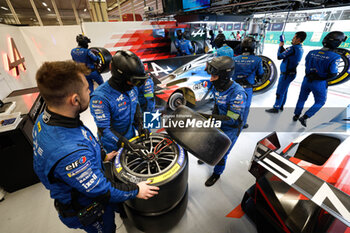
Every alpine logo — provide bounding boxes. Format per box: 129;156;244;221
66;156;87;171
3;37;26;77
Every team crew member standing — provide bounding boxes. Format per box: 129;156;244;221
198;56;247;186
266;31;306;113
33;61;159;233
293;31;346;127
71;34;104;93
174;29;183;56
90;51;150;154
179;31;194;56
233;37;264;128
215;34;234;59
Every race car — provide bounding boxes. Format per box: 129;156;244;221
241;105;350;233
153;53;278;110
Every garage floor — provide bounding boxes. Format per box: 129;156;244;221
0;44;349;233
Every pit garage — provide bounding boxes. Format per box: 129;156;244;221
0;1;350;233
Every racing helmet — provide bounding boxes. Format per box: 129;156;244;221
241;36;256;54
322;31;347;49
110;50;147;88
206;56;234;91
76;34;91;48
214;33;226;48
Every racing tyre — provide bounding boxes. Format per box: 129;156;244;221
254;55;278;94
168;92;187;111
89;47;112;73
165;105;232;165
123;187;188;233
113;133;188;214
328;48;350;86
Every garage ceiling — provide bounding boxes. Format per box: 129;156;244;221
0;0;349;26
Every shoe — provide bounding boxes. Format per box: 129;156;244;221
197;160;204;165
280;106;284;111
265;108;279;113
205;173;220;187
292;115;300;121
299;116;307;127
243;124;249;129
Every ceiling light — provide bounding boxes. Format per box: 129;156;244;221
42;2;47;7
1;6;9;11
84;8;87;12
47;7;51;12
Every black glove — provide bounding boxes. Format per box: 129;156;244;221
118;136;147;152
138;128;150;140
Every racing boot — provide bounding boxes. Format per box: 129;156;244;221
205;173;220;187
292;115;300;121
299;115;308;127
265;108;279;113
197;160;204;165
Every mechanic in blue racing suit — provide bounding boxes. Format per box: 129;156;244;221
265;31;306;113
138;75;155;112
233;37;264;129
198;56;247;186
293;31;346;127
179;31;194;56
214;33;234;59
71;34;104;94
174;29;183;56
33;61;159;233
90;50;150;154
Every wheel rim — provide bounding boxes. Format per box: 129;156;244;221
255;59;271;86
121;135;178;177
169;93;185;110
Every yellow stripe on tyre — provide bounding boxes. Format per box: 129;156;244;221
147;163;180;184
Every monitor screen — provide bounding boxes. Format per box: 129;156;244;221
183;0;210;12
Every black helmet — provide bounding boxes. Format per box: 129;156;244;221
176;30;183;40
241;36;256;54
214;33;226;48
110;50;147;91
76;34;91;48
322;31;347;49
206;56;234;91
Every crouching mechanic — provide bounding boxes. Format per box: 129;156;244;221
71;34;104;93
233;37;264;128
293;31;346;127
198;56;247;186
90;50;150;154
33;61;159;233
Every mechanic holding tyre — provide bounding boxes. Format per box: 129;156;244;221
71;34;104;94
90;50;151;155
265;31;306;113
33;60;159;233
293;31;347;127
199;56;247;186
233;37;264;129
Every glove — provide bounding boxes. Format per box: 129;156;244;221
118;136;148;152
138;128;150;140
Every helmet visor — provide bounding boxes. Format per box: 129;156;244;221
129;75;147;87
206;62;219;75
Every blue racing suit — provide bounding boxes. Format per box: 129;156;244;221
217;44;234;59
294;49;340;118
138;78;155;112
232;54;264;126
90;82;139;153
179;39;194;55
273;44;304;109
33;109;139;233
212;81;247;175
71;47;104;93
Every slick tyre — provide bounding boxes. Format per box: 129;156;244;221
328;48;350;86
165;105;232;165
168;92;187;111
89;47;112;73
123;188;188;233
254;55;278;94
113;133;188;214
